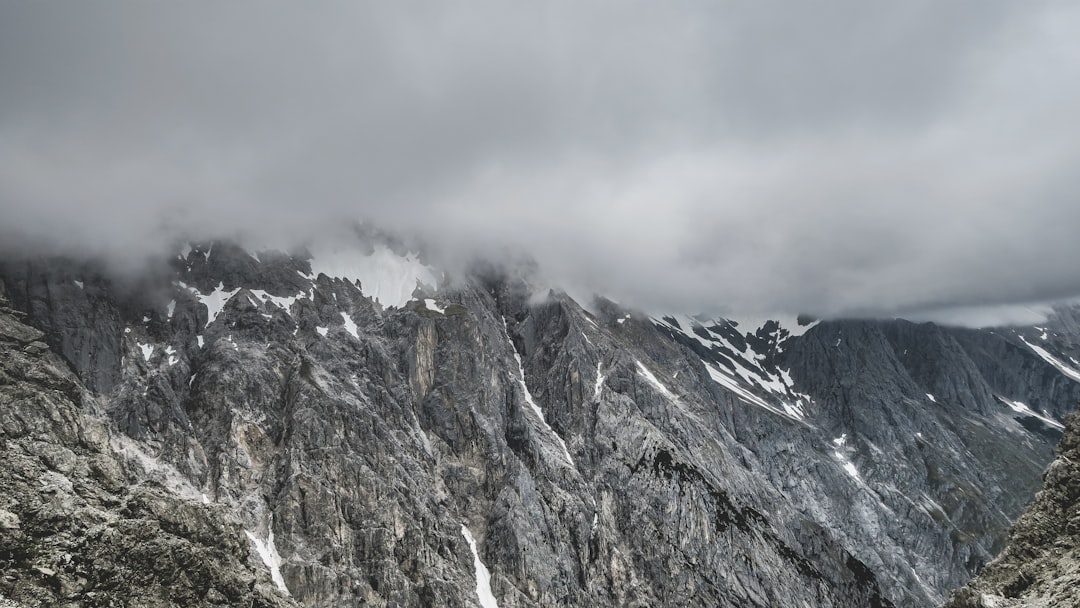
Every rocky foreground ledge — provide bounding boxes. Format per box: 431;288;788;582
944;411;1080;608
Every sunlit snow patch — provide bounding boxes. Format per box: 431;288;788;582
183;282;240;328
703;362;807;424
997;396;1064;430
1020;337;1080;383
832;446;860;480
73;280;84;289
651;314;813;424
249;289;305;314
423;298;446;314
839;459;860;480
307;242;437;309
316;326;328;337
246;523;290;595
461;526;499;608
137;343;154;362
340;312;359;338
724;312;820;338
635;361;678;402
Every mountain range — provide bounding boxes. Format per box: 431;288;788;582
1;235;1078;607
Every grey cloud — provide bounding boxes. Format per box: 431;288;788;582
2;1;1080;320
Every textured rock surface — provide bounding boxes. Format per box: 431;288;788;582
0;286;299;607
942;411;1080;608
2;240;1079;607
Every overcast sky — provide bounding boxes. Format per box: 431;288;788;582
2;1;1080;320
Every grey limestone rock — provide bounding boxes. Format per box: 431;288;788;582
943;411;1080;608
2;241;1079;607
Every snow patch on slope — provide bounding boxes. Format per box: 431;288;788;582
1021;336;1080;383
340;312;359;338
652;314;813;424
180;282;240;328
245;520;290;595
704;362;807;423
249;289;305;314
997;396;1064;430
635;361;678;402
727;313;820;337
503;319;574;466
461;526;499;608
423;298;446;314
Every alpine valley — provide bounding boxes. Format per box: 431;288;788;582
2;233;1078;608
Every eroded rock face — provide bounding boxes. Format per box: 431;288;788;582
0;291;299;608
943;411;1080;608
2;242;1079;608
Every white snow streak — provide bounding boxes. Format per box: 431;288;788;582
137;343;154;362
1021;337;1080;383
926;393;937;403
594;363;605;399
650;314;812;420
832;448;860;480
340;312;359;338
249;289;305;314
423;298;446;314
316;326;328;337
840;460;860;480
703;362;806;423
73;280;84;289
726;313;820;338
997;396;1064;430
461;526;499;608
503;319;574;465
635;361;677;402
246;522;290;596
195;282;240;328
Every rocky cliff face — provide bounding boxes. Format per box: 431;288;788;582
1;239;1078;607
0;281;300;607
943;411;1080;608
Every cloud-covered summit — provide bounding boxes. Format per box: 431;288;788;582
3;1;1080;320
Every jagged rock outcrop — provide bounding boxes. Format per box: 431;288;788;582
0;286;299;607
943;411;1080;608
2;240;1078;607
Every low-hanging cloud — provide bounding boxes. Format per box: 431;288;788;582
3;1;1080;321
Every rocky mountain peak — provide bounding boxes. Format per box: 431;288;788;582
2;241;1079;607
